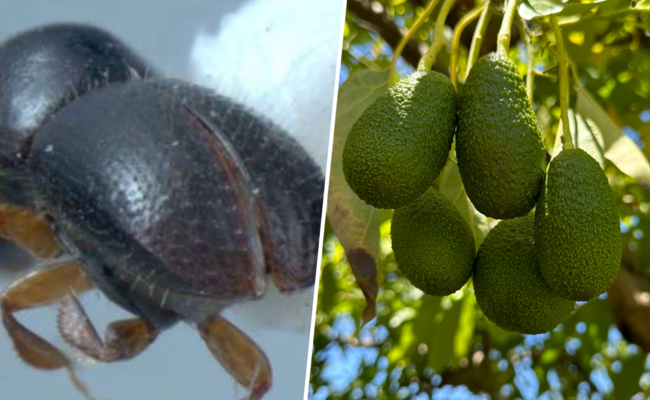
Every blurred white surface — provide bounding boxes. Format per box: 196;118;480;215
0;0;342;399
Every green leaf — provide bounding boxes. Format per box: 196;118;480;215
437;158;489;250
599;0;650;15
426;296;464;372
518;0;604;20
555;298;613;370
326;69;390;324
551;111;569;159
576;86;650;189
388;294;469;372
610;353;646;399
318;260;339;315
540;348;560;365
388;296;441;365
453;294;476;363
563;299;613;336
576;114;606;168
477;317;521;345
553;109;605;168
387;320;416;364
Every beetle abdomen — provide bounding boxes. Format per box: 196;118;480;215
29;80;267;302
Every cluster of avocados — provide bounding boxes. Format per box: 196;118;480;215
342;52;622;334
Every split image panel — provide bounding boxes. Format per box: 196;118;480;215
0;0;645;399
0;1;344;399
309;0;646;399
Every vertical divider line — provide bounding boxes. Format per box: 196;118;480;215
302;1;349;398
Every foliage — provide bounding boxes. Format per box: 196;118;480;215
312;0;650;399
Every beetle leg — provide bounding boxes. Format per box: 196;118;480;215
0;261;98;399
0;204;61;259
197;315;272;400
58;294;158;362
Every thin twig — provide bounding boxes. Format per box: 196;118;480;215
451;3;489;88
550;16;574;150
388;0;441;85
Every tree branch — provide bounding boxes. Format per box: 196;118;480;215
347;0;423;68
439;357;502;397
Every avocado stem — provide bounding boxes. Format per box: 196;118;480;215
438;140;457;192
496;0;520;56
448;153;458;165
466;3;492;75
389;0;441;86
516;14;534;104
418;0;457;71
567;58;582;87
534;70;556;79
451;2;488;89
540;41;582;87
549;16;574;150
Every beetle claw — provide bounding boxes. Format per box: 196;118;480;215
58;294;158;362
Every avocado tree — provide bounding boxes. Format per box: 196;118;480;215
311;0;650;399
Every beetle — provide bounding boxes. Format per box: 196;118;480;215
0;23;323;400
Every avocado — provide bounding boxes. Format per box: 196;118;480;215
535;148;621;301
456;53;546;219
391;188;475;296
473;214;575;334
342;71;457;209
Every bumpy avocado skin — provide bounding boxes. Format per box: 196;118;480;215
535;149;622;301
456;53;546;219
474;214;575;334
391;188;475;296
343;71;457;209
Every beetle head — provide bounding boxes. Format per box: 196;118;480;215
0;23;155;205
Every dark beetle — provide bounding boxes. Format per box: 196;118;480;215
0;24;323;400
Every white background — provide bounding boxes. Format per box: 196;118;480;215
0;0;342;399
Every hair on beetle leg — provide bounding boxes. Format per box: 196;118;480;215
159;287;170;309
32;254;79;270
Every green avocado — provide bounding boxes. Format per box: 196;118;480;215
473;214;575;334
391;188;475;296
342;71;457;209
456;53;546;219
535;148;622;301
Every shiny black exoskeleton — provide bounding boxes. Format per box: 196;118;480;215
0;24;155;206
0;23;323;399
